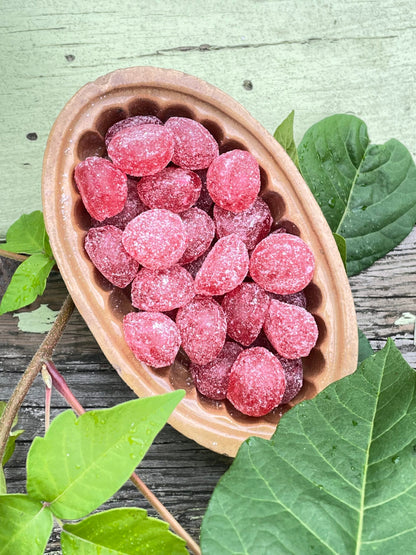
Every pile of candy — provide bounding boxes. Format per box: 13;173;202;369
75;114;318;417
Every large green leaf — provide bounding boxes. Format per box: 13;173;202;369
298;115;416;276
201;340;416;554
358;328;373;364
0;494;53;555
273;110;299;169
26;392;184;519
61;507;187;554
1;211;46;255
0;253;55;315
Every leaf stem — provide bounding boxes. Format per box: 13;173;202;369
45;360;202;555
0;295;74;462
0;248;28;262
41;365;52;432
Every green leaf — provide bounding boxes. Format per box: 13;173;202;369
27;392;184;519
0;401;24;466
0;467;6;494
333;232;347;269
273;110;299;169
2;211;46;255
201;340;416;554
61;507;187;554
0;494;53;555
0;253;55;315
298;114;416;276
358;328;374;364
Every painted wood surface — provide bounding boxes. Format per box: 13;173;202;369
1;1;415;552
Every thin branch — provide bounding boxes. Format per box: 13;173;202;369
45;360;202;555
0;248;28;262
0;295;74;461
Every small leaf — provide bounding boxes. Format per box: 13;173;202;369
0;402;23;466
0;494;53;555
358;327;374;364
201;340;416;554
273;110;299;168
0;253;55;315
333;232;347;269
2;211;46;255
61;507;187;554
298;115;416;276
26;392;184;519
13;304;59;333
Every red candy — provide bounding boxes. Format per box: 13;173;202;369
75;157;127;221
250;233;315;294
105;115;162;148
227;347;286;417
123;311;181;368
207;150;261;213
222;283;270;346
165;117;219;170
182;250;209;278
190;341;243;400
137;166;201;213
268;290;307;309
276;355;303;404
92;177;147;229
263;299;318;359
214;197;272;250
176;296;227;365
179;208;215;264
122;209;187;269
84;226;139;288
194;234;249;296
108;124;174;176
131;265;194;312
195;169;214;213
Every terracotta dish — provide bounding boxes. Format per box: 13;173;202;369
42;67;358;457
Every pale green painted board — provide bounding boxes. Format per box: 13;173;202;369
1;0;415;237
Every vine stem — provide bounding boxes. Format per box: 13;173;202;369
0;295;74;462
0;248;28;262
45;360;202;555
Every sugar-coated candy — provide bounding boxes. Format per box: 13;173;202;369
92;177;147;229
250;233;315;294
222;283;270;346
122;209;187;269
123;311;181;368
84;226;139;288
179;208;215;264
263;299;318;359
165;117;219;170
227;347;286;417
105;115;162;148
190;341;243;400
108;124;174;176
276;355;303;404
176;296;227;365
74;156;127;221
214;197;272;250
207;150;260;213
182;250;209;278
195;169;214;213
137;166;201;213
131;265;194;312
194;234;249;296
268;290;307;309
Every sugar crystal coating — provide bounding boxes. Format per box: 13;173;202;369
250;233;315;294
176;296;227;365
195;169;214;213
179;207;215;264
105;115;162;148
131;265;194;312
207;150;261;213
214;197;273;250
91;177;147;229
194;234;249;296
165;117;219;170
122;209;187;269
123;311;180;368
137;166;201;213
84;225;139;288
108;124;174;176
276;355;303;404
263;299;318;359
227;347;286;417
190;341;243;400
222;283;270;346
74;156;127;221
182;250;209;278
268;290;307;309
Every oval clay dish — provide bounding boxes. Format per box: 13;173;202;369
42;67;357;457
